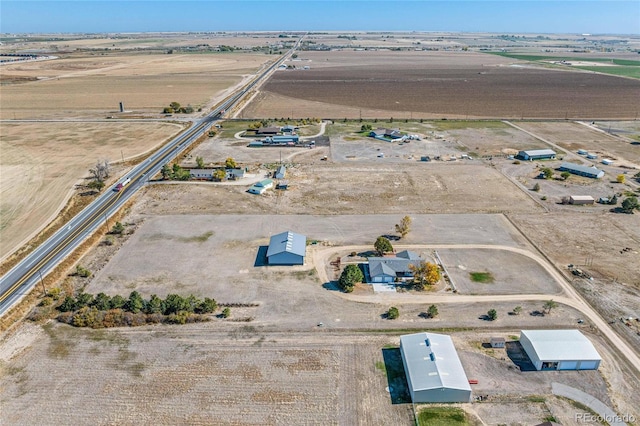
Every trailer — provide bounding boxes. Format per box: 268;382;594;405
113;177;131;192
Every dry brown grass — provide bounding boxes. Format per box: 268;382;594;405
0;53;270;119
0;122;184;260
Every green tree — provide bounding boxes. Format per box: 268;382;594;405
110;294;126;310
395;215;412;239
533;183;541;192
47;287;62;300
513;306;522;315
386;306;399;319
75;265;92;278
111;221;124;235
360;124;372;132
87;180;105;191
225;157;237;169
560;171;571;180
163;294;189;315
161;164;172;180
427;304;438;318
621;196;639;213
222;307;231;318
541;168;553;179
338;264;364;293
374;236;393;256
169;101;181;111
543;300;558;314
487;308;498;321
196;156;205;169
196;297;218;314
145;294;164;314
213;169;227;181
92;292;112;311
75;292;94;308
125;291;145;314
59;296;77;312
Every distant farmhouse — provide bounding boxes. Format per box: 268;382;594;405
267;231;306;265
368;250;422;283
516;149;557;161
369;128;403;141
400;332;472;403
558;162;605;179
520;329;601;371
190;169;214;180
248;179;274;194
255;126;280;135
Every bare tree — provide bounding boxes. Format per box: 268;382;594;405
89;159;111;182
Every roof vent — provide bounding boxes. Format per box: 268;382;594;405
430;352;436;361
425;338;430;346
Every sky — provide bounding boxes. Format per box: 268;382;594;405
1;1;639;35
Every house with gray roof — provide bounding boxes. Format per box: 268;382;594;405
267;231;306;265
400;332;472;403
275;165;287;179
369;128;403;141
558;162;605;179
368;250;422;283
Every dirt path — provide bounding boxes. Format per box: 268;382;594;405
311;244;640;374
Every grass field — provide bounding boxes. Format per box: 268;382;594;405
417;407;469;426
469;272;494;283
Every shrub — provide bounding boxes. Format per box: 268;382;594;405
387;307;399;319
339;264;364;293
222;307;231;318
487;309;498;321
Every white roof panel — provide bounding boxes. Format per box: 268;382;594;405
521;330;601;361
400;332;471;392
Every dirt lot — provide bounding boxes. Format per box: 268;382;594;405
0;53;270;119
515;121;640;167
245;51;640;120
0;121;184;260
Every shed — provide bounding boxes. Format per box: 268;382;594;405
226;168;245;180
586;153;598;160
519;330;601;371
267;231;306;265
601;159;614;165
276;180;289;190
577;149;588;155
569;195;595;205
516;149;557;161
256;126;280;135
275;165;287;179
248;185;266;195
400;332;472;403
558;163;604;179
490;337;506;348
255;179;274;189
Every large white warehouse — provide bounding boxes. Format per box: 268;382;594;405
520;329;601;371
400;332;472;403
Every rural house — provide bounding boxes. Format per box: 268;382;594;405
369;128;403;141
558;162;605;179
190;169;214;180
267;231;306;265
368;250;422;283
400;332;472;403
256;126;280;135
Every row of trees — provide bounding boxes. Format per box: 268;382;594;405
163;101;194;114
385;304;438;320
58;291;218;316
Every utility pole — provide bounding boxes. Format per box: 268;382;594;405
38;270;46;295
121;150;125;164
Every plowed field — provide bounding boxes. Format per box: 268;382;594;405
252;51;640;120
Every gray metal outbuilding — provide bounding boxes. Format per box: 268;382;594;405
267;231;306;265
400;332;472;403
520;329;601;371
516;149;557;161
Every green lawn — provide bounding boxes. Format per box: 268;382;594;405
417;407;469;426
469;272;494;283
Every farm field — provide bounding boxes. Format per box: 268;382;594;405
246;50;640;120
0;53;270;119
0;122;184;260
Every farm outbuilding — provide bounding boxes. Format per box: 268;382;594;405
558;163;605;179
267;231;306;265
516;149;557;161
400;332;472;403
275;165;287;179
569;195;595;205
490;337;506;348
519;330;601;371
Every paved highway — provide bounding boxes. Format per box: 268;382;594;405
0;35;305;316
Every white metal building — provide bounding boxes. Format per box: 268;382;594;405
400;332;472;403
267;231;306;265
520;330;601;371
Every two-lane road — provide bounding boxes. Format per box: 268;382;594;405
0;36;305;315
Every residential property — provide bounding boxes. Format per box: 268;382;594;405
226;168;245;180
569;195;595;205
369;128;403;141
275;165;287;179
267;231;306;265
281;125;298;133
189;169;214;180
368;250;422;283
276;180;289;190
516;149;557;161
519;329;601;371
490;337;506;348
400;332;472;403
558;162;605;179
248;179;273;195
